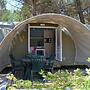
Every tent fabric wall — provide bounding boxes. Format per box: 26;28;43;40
0;13;90;71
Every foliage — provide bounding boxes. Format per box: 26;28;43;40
2;10;24;22
6;68;90;90
0;0;6;10
6;73;17;81
87;57;90;63
13;10;24;21
7;80;32;90
2;10;12;22
0;0;6;20
36;0;59;14
1;0;90;23
21;3;32;19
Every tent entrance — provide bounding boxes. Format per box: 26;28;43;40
55;28;62;61
28;24;62;60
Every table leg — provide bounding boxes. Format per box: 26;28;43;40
24;63;32;80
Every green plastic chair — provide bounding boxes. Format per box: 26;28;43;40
30;55;46;80
45;55;55;72
9;54;25;79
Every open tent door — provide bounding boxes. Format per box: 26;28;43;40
55;27;62;61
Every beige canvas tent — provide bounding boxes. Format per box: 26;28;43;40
0;13;90;71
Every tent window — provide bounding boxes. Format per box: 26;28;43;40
30;28;44;47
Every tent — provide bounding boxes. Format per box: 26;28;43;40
0;13;90;71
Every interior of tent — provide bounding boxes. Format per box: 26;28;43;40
9;23;75;67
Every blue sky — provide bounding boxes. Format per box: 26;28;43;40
6;0;23;11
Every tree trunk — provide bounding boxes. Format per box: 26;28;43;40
75;0;85;24
24;0;37;16
32;0;37;16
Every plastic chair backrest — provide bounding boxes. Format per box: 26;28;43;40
31;55;45;72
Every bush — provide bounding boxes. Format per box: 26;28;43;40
6;68;90;90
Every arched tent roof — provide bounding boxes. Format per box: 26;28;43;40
0;13;90;71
